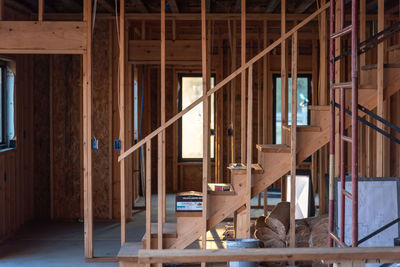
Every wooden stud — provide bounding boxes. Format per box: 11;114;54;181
201;0;209;253
146;141;152;251
262;19;268;144
119;0;127;244
240;0;246;163
157;134;163;253
0;0;3;20
246;64;253;238
38;0;44;21
231;20;237;164
319;0;327;105
376;0;384;177
83;0;93;258
360;0;366;68
108;20;113;219
290;31;298;249
281;0;287;143
161;0;167;225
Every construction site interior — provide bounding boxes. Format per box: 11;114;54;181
0;0;400;266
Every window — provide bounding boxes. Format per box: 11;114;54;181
0;61;15;149
273;74;312;144
178;74;216;161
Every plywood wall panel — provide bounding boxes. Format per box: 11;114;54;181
51;55;82;220
33;55;51;220
92;20;112;219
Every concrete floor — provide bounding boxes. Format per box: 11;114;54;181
0;193;282;267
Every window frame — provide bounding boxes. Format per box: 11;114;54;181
177;73;216;162
0;62;7;149
272;73;312;145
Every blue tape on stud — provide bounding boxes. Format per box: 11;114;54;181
227;128;234;137
4;172;6;182
114;139;121;151
210;129;215;136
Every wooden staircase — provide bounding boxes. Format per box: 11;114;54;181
140;66;400;250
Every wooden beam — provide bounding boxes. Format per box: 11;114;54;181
262;19;268;144
376;0;384;177
83;0;93;259
266;0;280;13
201;0;209;254
230;19;237;163
138;247;400;264
118;2;330;162
0;22;87;54
290;31;298;249
295;0;314;13
281;0;288;146
240;0;246;163
119;0;126;246
133;0;148;13
168;0;179;13
38;0;44;21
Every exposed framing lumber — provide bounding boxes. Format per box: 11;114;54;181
201;0;209;254
83;0;93;259
38;0;44;21
0;22;87;54
281;0;288;143
240;0;246;163
376;0;384;177
262;19;268;144
158;0;166;254
161;0;167;224
118;2;330;162
290;31;298;249
145;141;151;250
0;0;3;20
168;0;179;13
230;19;237;164
119;0;126;246
246;64;253;238
138;247;400;264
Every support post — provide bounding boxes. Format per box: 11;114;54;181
161;0;167;225
119;0;126;246
246;64;253;238
145;141;152;251
290;31;298;249
376;0;384;177
262;19;268;144
201;0;209;257
0;0;3;20
83;0;93;258
38;0;44;21
240;0;246;163
230;20;237;164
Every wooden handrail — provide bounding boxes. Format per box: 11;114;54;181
118;1;330;162
137;247;400;264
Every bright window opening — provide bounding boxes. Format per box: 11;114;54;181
178;74;215;161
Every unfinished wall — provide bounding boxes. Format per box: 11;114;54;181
0;55;34;242
51;55;82;221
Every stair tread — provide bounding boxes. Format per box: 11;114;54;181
208;183;235;195
150;222;177;235
256;144;291;153
361;63;400;71
227;163;263;174
117;241;142;260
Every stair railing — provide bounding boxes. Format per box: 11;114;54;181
119;1;330;252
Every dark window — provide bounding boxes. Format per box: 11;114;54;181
273;74;312;144
0;64;5;147
0;61;15;149
178;74;216;162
